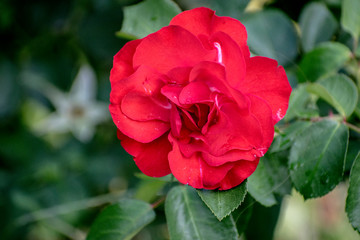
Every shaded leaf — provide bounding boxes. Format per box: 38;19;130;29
289;120;348;199
179;0;249;18
134;178;167;203
241;9;298;66
297;42;351;82
244;200;282;240
307;74;358;117
284;84;319;121
248;160;276;207
341;0;360;40
346;152;360;233
231;195;254;235
86;199;155;240
345;141;360;172
165;185;239;240
299;2;338;52
197;181;247;221
248;153;291;206
270;121;312;152
119;0;181;39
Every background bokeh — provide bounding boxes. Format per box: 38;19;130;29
1;0;359;239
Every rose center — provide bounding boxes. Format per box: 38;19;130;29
180;103;211;131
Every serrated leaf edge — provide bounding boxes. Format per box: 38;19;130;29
197;181;248;221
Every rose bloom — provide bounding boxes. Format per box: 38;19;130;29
109;7;291;190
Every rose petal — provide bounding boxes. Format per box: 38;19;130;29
202;149;257;167
248;94;275;150
170;105;182;137
109;104;170;143
168;135;234;189
167;67;192;85
121;133;171;177
189;62;248;110
170;7;250;59
179;81;211;104
161;84;182;106
204;97;263;155
189;61;228;94
110;39;142;86
133;25;216;74
239;56;292;123
219;158;260;190
170;7;214;39
110;65;164;105
121;92;171;122
210;32;247;87
211;14;250;60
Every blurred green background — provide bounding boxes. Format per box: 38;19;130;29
1;0;359;239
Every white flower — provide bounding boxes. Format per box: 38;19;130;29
26;64;109;142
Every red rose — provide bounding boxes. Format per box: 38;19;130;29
109;7;291;190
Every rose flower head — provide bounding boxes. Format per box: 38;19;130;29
109;7;292;190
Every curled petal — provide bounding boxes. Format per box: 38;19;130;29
168;135;234;189
189;61;228;94
170;7;213;40
239;56;292;123
121;93;171;122
170;105;182;137
110;65;166;105
167;67;192;85
211;14;250;60
120;132;171;177
161;85;183;106
110;39;142;86
170;7;250;59
202;149;257;167
133;25;216;74
109;104;170;143
204;98;262;155
248;94;275;150
179;81;211;104
209;32;246;87
219;158;260;190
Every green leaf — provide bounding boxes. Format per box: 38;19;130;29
346;152;360;233
241;9;298;66
248;160;276;207
284;84;319;121
118;0;181;39
345;141;360;172
297;42;351;82
197;181;247;221
248;153;291;207
86;199;156;240
244;200;282;240
165;185;239;240
270;121;312;152
134;178;167;203
289;120;349;199
180;0;250;18
307;74;358;117
231;195;254;235
341;0;360;40
299;2;338;52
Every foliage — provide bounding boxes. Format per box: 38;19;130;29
1;0;360;239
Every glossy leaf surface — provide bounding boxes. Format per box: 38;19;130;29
346;152;360;233
289;120;348;199
197;181;247;221
165;185;239;240
86;199;155;240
